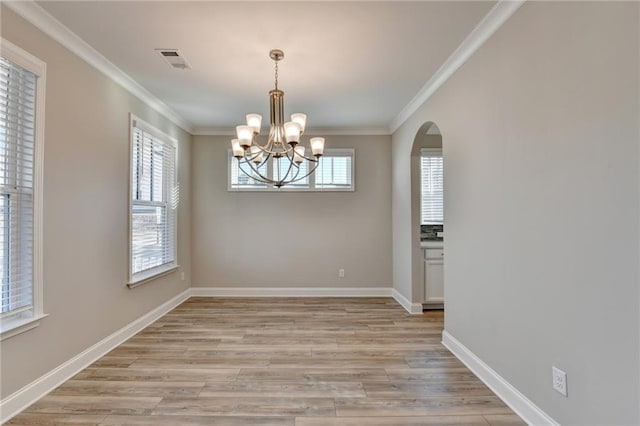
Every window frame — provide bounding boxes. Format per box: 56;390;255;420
227;148;355;192
0;39;47;341
420;148;444;226
127;114;179;288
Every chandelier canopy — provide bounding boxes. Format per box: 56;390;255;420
231;49;325;188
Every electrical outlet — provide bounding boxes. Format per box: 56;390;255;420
552;366;567;397
181;272;185;281
339;268;345;278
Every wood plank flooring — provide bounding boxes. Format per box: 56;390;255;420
7;297;525;425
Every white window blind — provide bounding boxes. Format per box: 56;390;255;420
420;150;443;225
130;119;178;283
316;152;353;189
274;156;308;187
230;154;268;188
0;56;36;321
228;148;354;191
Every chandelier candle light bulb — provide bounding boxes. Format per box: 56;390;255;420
284;122;301;145
229;49;326;188
291;113;307;133
294;146;305;163
236;125;253;148
231;139;244;158
246;114;262;134
310;137;325;157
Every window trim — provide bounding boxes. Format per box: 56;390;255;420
127;114;179;288
0;39;47;341
227;148;355;192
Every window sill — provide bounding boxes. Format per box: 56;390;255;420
127;264;180;289
228;187;355;192
0;313;48;341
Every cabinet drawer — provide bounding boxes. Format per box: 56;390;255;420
425;249;444;259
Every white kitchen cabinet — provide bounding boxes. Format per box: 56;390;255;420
424;248;444;307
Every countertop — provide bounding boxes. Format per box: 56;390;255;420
420;240;444;249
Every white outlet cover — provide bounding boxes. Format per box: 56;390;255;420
552;366;567;397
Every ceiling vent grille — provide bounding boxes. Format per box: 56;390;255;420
156;49;191;70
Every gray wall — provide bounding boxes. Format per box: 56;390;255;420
392;2;639;424
0;6;192;398
191;135;392;288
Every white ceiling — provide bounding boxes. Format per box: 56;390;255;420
36;1;495;132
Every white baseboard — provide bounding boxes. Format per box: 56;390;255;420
189;287;424;316
0;289;191;424
391;288;423;314
442;330;559;426
190;286;393;298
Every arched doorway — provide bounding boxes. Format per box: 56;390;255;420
410;122;444;309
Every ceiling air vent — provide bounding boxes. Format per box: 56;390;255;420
156;49;191;70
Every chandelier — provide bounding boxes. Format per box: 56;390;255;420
230;49;325;188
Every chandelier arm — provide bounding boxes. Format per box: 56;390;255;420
284;158;320;185
237;154;273;184
272;152;294;186
298;154;320;163
243;147;272;170
237;163;271;184
237;156;319;187
251;144;294;157
278;153;300;185
277;155;320;186
250;135;295;157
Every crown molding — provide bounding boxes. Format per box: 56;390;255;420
3;1;194;134
389;0;525;133
5;0;523;137
192;126;391;136
305;127;391;136
191;127;235;136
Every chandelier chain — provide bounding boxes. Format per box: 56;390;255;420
274;60;279;90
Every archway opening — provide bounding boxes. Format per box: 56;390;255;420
410;122;444;310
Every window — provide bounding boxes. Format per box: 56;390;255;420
0;40;46;340
420;149;443;225
230;156;268;189
129;115;178;286
228;148;354;191
317;153;353;189
274;156;309;188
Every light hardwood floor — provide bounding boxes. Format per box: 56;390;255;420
7;297;525;425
